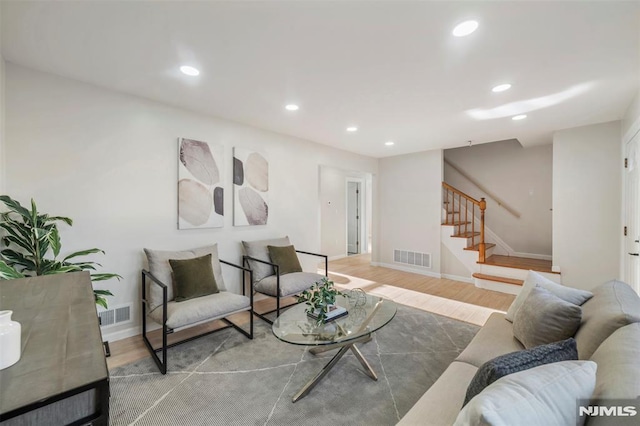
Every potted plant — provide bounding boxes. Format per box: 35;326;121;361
0;195;121;308
297;277;345;325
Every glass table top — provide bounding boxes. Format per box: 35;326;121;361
272;292;397;346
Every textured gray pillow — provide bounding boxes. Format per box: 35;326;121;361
454;361;597;426
463;338;578;406
506;270;592;322
513;286;582;349
242;236;291;282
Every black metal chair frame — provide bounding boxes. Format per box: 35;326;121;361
243;250;328;325
141;259;254;374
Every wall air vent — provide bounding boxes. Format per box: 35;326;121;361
98;304;132;328
393;249;431;269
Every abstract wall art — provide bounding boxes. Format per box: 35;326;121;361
178;138;224;229
233;147;269;226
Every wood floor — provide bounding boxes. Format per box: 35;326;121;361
106;254;514;370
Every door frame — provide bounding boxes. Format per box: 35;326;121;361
623;128;640;292
346;177;366;255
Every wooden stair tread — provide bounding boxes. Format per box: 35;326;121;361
442;221;472;226
472;273;524;286
464;243;496;251
452;231;480;238
478;255;556;274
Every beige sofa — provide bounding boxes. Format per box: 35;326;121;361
398;279;640;426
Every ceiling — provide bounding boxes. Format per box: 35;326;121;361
1;1;639;158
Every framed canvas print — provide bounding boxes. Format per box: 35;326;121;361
178;138;224;229
233;147;268;226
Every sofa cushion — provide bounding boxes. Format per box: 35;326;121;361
455;361;597;426
169;254;220;302
242;236;291;282
574;280;640;359
397;361;479;426
456;312;524;368
505;270;592;322
512;286;582;349
255;272;323;297
585;323;640;426
144;244;226;311
463;338;578;406
149;291;251;330
267;245;303;275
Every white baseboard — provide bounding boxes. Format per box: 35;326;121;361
441;273;474;284
373;262;442;279
552;265;561;273
102;325;143;342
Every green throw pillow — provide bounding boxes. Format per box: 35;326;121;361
267;245;303;275
169;254;219;302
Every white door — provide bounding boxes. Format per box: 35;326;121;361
347;182;360;255
625;131;640;293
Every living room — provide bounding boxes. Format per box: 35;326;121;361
1;1;639;425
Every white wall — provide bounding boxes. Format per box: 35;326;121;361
376;149;442;276
4;64;378;340
319;166;372;259
0;54;5;193
444;140;553;257
622;89;640;142
553;121;621;291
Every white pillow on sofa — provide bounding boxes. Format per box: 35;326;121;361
454;361;597;426
505;270;593;322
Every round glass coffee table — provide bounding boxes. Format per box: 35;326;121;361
272;292;397;402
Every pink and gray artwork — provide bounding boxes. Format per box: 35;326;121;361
233;147;268;226
178;138;224;229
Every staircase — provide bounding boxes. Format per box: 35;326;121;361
442;182;560;294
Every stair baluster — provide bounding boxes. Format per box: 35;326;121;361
442;182;487;263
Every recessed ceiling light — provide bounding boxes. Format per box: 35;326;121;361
285;104;299;111
492;84;512;93
452;20;479;37
346;126;358;132
180;65;200;76
512;114;527;120
385;141;395;146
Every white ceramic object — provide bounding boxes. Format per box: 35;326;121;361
0;310;21;370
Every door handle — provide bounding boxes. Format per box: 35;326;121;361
630;253;640;256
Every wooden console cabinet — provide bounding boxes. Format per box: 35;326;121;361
0;272;109;425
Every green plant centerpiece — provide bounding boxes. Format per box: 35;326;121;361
0;195;121;308
297;277;345;325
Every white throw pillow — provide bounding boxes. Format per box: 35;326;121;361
505;270;593;322
454;361;597;426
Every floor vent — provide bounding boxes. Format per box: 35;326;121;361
98;304;132;328
394;249;431;268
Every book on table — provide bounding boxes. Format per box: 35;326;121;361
307;305;348;322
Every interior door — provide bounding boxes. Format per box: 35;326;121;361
347;182;360;255
625;132;640;293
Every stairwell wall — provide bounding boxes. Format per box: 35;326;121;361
553;121;622;291
444;139;553;258
375;149;442;277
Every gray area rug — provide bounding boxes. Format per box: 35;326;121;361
109;304;479;426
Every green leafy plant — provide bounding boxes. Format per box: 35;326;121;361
297;277;344;325
0;195;121;308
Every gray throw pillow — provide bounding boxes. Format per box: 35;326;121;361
463;338;578;406
513;286;582;349
505;270;593;322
